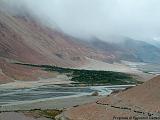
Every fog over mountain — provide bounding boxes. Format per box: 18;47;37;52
1;0;160;42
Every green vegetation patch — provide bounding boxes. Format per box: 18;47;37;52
71;70;138;85
15;63;142;85
23;109;62;120
1;109;62;120
32;109;62;120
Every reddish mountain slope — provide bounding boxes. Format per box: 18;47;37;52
63;76;160;120
118;75;160;111
0;10;113;66
0;9;114;83
0;58;56;84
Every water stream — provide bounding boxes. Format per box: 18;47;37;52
0;84;134;106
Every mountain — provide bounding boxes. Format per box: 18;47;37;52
63;76;160;120
0;58;55;84
0;5;114;83
0;5;116;66
1;2;160;83
148;40;160;49
88;36;160;63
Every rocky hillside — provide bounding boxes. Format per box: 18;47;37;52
0;6;113;83
89;37;160;63
63;76;160;120
0;2;160;83
0;7;115;65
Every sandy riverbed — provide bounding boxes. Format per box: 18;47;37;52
0;95;104;112
0;95;104;120
0;58;156;120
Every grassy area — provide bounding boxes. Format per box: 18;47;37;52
0;109;62;120
28;109;62;120
15;63;142;85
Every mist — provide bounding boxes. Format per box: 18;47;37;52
1;0;160;42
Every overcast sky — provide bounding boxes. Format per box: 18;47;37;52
2;0;160;41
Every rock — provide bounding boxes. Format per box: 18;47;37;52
91;91;99;96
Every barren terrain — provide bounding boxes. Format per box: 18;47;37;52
62;76;160;120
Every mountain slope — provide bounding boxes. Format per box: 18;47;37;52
0;8;114;83
120;39;160;63
0;2;160;83
89;37;160;63
63;76;160;120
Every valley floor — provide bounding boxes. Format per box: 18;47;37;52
0;94;104;120
0;84;133;119
0;112;51;120
61;94;160;120
0;95;103;112
0;59;158;120
78;58;155;81
60;76;160;120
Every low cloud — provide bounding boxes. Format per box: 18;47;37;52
1;0;160;41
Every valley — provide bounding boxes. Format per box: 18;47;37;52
1;1;160;120
0;62;138;108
